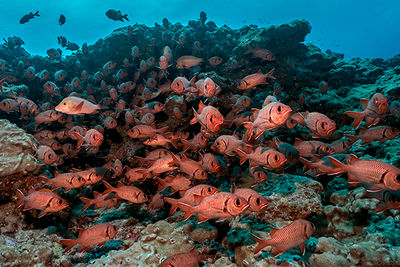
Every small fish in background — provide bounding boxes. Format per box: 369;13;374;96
58;14;66;25
66;41;79;51
237;69;276;90
345;126;400;145
103;181;147;204
36;145;59;165
366;190;400;213
190;101;224;134
16;188;68;218
176;56;203;69
19;11;39;24
208;56;223;66
236;147;287;170
245;45;276;61
159;249;203;267
41;172;85;192
60;223;118;252
80;191;118;211
294;138;335;159
251;219;315;255
105;9;129;22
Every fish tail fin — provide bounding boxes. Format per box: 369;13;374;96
34;11;40;17
251;233;270;254
156;177;168;191
344;134;359;144
190;107;199;124
299;157;314;172
60;239;78;253
265;68;276;80
70;131;84;148
345;111;364;129
164;197;179;214
0;78;5;93
157;126;169;134
16;189;25;208
102;181;115;194
79;197;93;211
178;202;195;221
327;156;346;175
235;149;248;165
123;14;129;21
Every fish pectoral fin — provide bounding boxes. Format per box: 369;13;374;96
366;187;383;192
215;216;229;222
74;101;85;112
98;241;107;248
300;244;306;255
38;210;48;218
197;215;210;223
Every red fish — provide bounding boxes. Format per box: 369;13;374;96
234;188;269;212
60;223;118;252
178;192;249;223
80;191;118;211
159;249;202;267
237;69;275;90
55;96;102;115
251;219;315;255
190;102;224;134
345;126;400;145
16;188;68;218
328;154;400;191
41;172;85;191
103;181;147;204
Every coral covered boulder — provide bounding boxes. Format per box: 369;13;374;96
0;119;38;177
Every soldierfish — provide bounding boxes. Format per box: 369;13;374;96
303;112;336;138
159;249;202;267
234;188;269;212
60;223;118;252
80;191;118;211
41;172;85;191
190;101;224;134
55;96;102;115
245;45;276;61
328;154;400;191
345;93;389;129
251;219;315;255
236;147;287;170
16;188;68;218
178;192;249;223
103;181;147;204
156;174;192;194
345;126;400;145
237;69;275;90
211;135;252;156
176;55;203;69
165;184;219;214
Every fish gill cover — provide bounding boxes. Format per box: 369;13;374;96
0;2;400;267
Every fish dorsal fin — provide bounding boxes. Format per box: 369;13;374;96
360;99;369;109
78;228;85;237
269;226;279;236
359;127;367;134
117;181;125;188
54;171;61;176
93;191;100;197
294;138;303;146
198;101;205;113
74;101;84;112
350;154;360;161
257;69;262;74
38;188;52;192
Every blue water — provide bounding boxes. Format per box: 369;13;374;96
1;0;400;59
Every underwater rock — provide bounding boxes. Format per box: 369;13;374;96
0;119;38;177
259;174;323;221
0;229;71;266
87;220;194;266
324;187;379;238
233;19;311;58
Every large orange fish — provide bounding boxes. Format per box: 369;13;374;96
16;189;68;218
55;96;102;115
60;223;118;252
159;249;202;267
328;154;400;191
190;102;224;134
178;192;249;223
237;69;275;90
251;219;315;255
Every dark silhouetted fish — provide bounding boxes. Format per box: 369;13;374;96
105;9;128;22
19;11;39;24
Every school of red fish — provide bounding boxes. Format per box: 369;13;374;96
1;17;400;266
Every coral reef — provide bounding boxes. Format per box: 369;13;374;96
0;119;38;177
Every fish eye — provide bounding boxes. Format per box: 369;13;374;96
63;102;66;105
207;187;212;192
211;161;215;167
277;105;282;113
210;115;214;123
113;225;117;231
216;141;220;146
274;154;278;161
235;198;241;206
321;122;326;129
58;199;63;205
396;174;400;182
256;198;261;205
